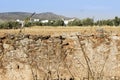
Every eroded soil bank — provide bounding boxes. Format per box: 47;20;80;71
0;31;120;80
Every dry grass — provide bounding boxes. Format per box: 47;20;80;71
0;26;120;36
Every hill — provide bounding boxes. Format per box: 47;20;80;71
0;12;71;22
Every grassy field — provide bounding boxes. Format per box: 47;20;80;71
0;26;120;36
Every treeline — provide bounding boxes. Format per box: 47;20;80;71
24;20;64;27
0;20;65;29
95;16;120;26
0;16;120;29
68;16;120;26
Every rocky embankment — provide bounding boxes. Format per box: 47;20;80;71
0;31;120;80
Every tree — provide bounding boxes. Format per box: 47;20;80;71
33;22;42;26
113;16;120;26
95;19;113;26
7;21;21;29
24;22;33;27
46;20;54;26
53;20;64;26
0;21;21;29
82;18;94;26
106;19;114;26
68;19;82;26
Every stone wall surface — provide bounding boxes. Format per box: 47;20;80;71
0;32;120;80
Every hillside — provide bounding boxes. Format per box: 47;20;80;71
0;12;70;22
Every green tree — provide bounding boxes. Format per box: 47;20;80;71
33;22;42;26
82;18;94;26
53;20;64;26
24;22;33;27
7;21;21;29
68;19;82;26
113;16;120;26
106;19;114;26
0;21;21;29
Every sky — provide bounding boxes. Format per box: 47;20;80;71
0;0;120;20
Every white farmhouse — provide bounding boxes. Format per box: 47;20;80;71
16;19;24;27
41;20;49;23
63;19;75;25
33;19;40;22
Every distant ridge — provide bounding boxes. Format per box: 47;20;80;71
0;12;71;22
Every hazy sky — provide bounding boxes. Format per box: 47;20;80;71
0;0;120;20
